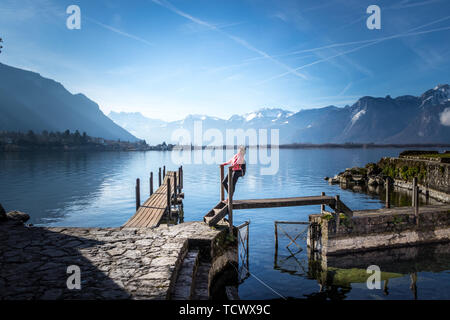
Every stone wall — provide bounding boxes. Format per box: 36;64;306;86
308;204;450;255
378;157;450;194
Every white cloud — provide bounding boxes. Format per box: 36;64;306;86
440;107;450;126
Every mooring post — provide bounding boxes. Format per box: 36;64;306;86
412;177;417;207
178;167;182;193
159;167;162;186
163;166;166;179
167;177;172;219
220;165;225;202
228;166;233;234
414;185;419;217
180;165;183;190
385;178;391;209
320;192;325;213
150;172;154;196
135;178;140;211
173;172;178;199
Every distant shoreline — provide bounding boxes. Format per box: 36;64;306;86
2;143;449;153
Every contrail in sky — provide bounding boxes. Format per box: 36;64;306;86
257;19;450;85
86;16;154;47
151;0;308;80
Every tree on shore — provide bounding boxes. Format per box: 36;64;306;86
0;130;149;150
0;37;3;54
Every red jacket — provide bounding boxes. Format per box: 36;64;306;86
223;153;245;171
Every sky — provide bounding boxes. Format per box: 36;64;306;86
0;0;449;121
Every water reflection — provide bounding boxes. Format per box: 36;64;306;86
273;238;450;300
2;148;448;299
339;183;440;207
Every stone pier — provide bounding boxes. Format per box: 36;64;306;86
0;220;236;300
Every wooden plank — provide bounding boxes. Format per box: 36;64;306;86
228;166;233;234
123;171;178;228
128;186;167;227
137;190;166;227
232;196;336;210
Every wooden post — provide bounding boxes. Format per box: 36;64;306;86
228;166;233;234
180;165;183;190
414;185;419;216
167;178;171;219
335;195;340;229
335;195;340;213
159;167;162;186
163;166;166;179
385;178;391;209
320;192;325;213
220;165;225;202
412;177;417;207
178;167;182;193
173;172;177;199
150;172;154;196
135;178;140;211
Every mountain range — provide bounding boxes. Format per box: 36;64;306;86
0;63;138;142
110;85;450;145
1;62;448;145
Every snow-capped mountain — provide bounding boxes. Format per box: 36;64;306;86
419;84;450;107
283;85;450;144
109;108;295;145
229;108;294;126
108;85;450;145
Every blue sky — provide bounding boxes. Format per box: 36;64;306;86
0;0;449;121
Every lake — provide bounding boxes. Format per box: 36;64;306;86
1;148;449;300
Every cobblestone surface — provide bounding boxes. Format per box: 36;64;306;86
0;221;222;300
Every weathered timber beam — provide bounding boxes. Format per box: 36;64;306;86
232;196;336;210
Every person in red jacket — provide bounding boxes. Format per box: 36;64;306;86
221;146;246;198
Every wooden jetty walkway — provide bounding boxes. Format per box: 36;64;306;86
122;164;353;230
204;166;353;229
124;166;184;228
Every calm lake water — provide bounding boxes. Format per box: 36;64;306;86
1;148;449;300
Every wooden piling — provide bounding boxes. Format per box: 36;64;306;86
320;192;325;213
178;167;182;193
135;178;140;212
335;195;340;213
220;165;225;202
167;178;171;219
163;166;166;179
180;165;183;190
228;166;233;234
412;177;417;207
173;172;177;199
385;178;391;209
159;168;162;186
414;185;419;216
150;172;154;196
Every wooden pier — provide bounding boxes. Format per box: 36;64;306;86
124;166;183;228
204;166;353;228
